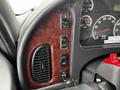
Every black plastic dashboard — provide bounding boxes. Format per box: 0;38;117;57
80;0;120;47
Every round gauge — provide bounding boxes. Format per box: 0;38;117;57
113;19;120;36
81;15;92;28
92;15;116;40
82;0;94;13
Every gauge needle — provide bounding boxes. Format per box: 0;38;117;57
97;29;110;33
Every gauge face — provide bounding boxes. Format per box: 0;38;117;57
113;19;120;36
92;15;116;40
82;0;94;13
81;15;92;29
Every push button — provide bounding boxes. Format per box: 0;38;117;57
60;36;68;49
60;71;68;82
60;54;68;65
60;14;70;29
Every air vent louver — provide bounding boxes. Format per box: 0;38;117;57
31;44;52;83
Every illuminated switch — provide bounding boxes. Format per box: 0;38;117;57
60;14;70;29
60;54;68;65
60;36;68;49
60;71;68;82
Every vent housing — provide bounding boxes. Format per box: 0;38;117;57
31;44;52;83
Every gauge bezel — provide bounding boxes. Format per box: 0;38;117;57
82;0;94;12
89;0;94;12
92;15;116;40
81;15;92;28
113;19;120;36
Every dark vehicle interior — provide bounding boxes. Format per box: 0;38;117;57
1;0;120;90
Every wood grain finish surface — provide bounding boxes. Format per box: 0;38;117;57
26;7;72;89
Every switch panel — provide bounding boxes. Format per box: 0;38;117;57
60;36;68;49
23;4;72;89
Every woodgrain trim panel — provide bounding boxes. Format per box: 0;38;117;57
26;7;72;89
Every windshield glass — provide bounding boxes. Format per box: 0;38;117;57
8;0;45;14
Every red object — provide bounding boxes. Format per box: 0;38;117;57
104;53;120;67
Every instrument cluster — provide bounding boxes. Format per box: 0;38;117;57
80;0;120;47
